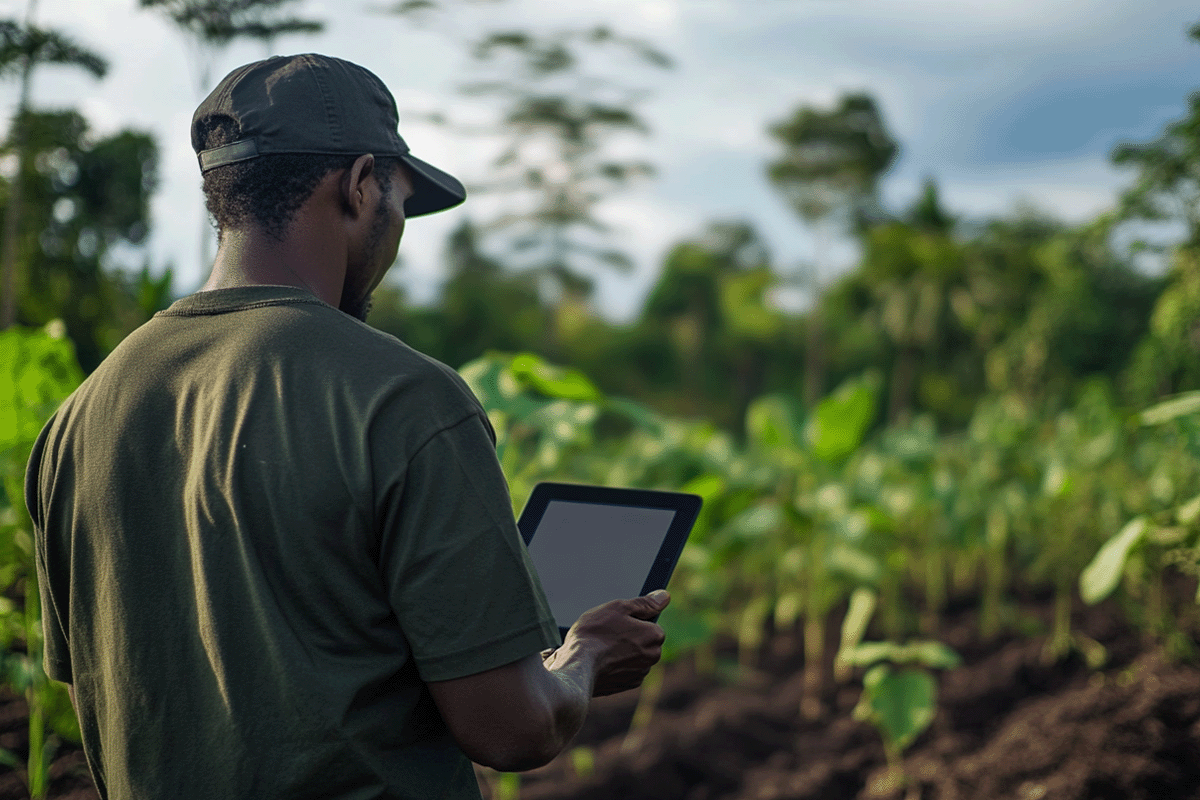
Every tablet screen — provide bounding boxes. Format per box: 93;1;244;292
526;500;678;625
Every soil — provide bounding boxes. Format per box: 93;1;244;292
0;589;1198;800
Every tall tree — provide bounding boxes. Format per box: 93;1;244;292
139;0;324;270
457;25;671;305
858;180;963;424
0;10;107;329
1110;22;1200;248
3;109;163;370
140;0;323;89
633;221;787;431
766;92;899;406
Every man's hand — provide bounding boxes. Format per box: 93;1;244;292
549;590;670;697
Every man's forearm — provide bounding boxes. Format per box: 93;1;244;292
540;639;600;760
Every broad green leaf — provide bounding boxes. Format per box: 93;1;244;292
509;353;601;402
1080;517;1148;604
805;372;880;463
745;394;801;453
840;638;959;669
681;473;725;504
1139;391;1200;426
856;665;938;754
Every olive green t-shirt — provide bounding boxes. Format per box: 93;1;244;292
25;286;561;800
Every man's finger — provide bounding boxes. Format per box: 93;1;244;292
628;589;670;619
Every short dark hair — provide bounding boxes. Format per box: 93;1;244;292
195;113;399;240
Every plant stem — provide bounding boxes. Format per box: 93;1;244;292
621;662;664;753
921;547;945;636
1042;572;1073;664
981;508;1007;640
25;572;47;800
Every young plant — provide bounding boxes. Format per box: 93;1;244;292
843;639;961;797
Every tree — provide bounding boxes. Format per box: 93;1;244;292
368;220;552;369
766;92;899;406
140;0;324;270
1110;22;1200;248
0;14;108;329
633;222;789;432
857;181;964;424
457;25;671;305
139;0;324;85
2;109;163;371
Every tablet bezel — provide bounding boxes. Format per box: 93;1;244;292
517;481;702;638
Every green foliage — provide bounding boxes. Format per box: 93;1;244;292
853;666;938;760
4;109;166;370
766;92;899;229
0;20;108;80
1081;517;1149;604
139;0;323;46
449;20;669;298
0;324;85;798
806;372;881;463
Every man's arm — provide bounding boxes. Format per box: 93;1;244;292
427;592;668;772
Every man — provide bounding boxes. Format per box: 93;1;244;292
25;53;668;800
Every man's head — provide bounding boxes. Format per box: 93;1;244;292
191;56;464;321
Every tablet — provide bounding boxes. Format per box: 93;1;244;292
517;482;702;638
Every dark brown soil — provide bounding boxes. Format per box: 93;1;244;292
1;591;1198;800
478;591;1200;800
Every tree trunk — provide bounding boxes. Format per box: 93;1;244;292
888;344;920;425
0;50;34;330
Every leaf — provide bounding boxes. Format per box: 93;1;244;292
856;665;938;754
805;372;881;463
1176;493;1200;525
509;353;602;402
827;543;882;584
1139;392;1200;425
901;641;961;670
838;587;877;655
1079;517;1149;605
745;394;802;453
841;640;902;668
724;502;783;539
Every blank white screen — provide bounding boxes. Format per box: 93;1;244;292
527;501;677;626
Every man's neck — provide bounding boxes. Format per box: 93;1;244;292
202;225;346;309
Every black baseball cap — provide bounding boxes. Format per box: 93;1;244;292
192;54;466;218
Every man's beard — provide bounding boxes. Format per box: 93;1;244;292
339;192;389;322
339;293;373;322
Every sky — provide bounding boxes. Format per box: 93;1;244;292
0;0;1198;321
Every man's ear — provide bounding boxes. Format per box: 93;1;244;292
343;154;376;219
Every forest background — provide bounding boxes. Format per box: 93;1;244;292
3;0;1200;796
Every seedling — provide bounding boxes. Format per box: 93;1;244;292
842;639;960;796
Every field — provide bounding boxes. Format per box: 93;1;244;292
2;339;1200;799
0;587;1195;799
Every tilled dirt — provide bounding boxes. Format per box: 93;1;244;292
481;593;1200;800
0;592;1198;800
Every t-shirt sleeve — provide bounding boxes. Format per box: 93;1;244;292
378;412;561;682
25;424;72;683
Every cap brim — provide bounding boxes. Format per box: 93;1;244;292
400;153;466;218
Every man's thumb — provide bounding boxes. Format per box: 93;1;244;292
646;589;670;608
